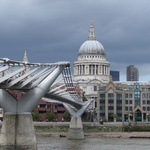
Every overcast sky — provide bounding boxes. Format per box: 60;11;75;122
0;0;150;81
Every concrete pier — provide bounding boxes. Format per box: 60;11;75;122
0;113;37;150
68;117;84;140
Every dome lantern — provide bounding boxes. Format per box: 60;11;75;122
88;20;96;41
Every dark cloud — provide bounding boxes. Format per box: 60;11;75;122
0;0;150;81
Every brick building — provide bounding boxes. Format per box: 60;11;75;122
33;101;67;122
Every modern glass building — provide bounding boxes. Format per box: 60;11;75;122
110;70;120;81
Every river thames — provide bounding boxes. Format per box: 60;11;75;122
37;136;150;150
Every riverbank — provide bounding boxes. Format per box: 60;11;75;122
36;131;150;139
1;121;150;139
33;122;150;139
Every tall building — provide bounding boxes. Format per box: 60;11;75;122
73;21;110;109
110;70;119;81
126;65;139;81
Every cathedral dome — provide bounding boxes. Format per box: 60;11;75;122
78;40;105;55
78;21;106;57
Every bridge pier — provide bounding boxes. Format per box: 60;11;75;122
0;113;37;150
68;117;84;140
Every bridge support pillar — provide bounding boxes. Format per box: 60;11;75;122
68;117;84;140
0;113;37;150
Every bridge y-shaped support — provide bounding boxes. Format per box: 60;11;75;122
0;66;64;150
63;100;93;140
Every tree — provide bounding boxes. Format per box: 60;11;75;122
63;112;70;121
111;113;118;122
32;110;40;121
46;112;56;121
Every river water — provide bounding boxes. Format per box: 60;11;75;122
37;136;150;150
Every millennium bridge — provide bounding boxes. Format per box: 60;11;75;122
0;58;93;150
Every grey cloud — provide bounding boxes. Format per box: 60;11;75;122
0;0;150;81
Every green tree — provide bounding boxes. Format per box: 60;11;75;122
32;110;40;121
46;112;56;121
63;112;70;121
111;113;118;122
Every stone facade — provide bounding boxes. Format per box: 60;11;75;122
98;79;150;123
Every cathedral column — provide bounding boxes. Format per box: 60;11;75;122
89;65;91;75
94;65;96;75
103;66;105;75
82;65;84;75
102;65;104;75
85;65;88;74
99;65;102;75
96;65;98;75
104;66;106;75
79;65;81;75
83;65;85;74
91;65;93;75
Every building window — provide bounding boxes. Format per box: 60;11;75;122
100;87;106;91
129;100;132;104
117;100;122;105
125;100;128;104
147;100;150;104
143;107;146;111
108;106;113;110
125;107;128;110
117;106;122;110
39;104;46;108
108;100;113;103
100;93;105;97
100;106;105;113
142;94;146;98
143;100;146;104
129;106;132;111
100;100;105;104
108;93;114;100
125;94;128;98
47;104;50;109
129;94;132;98
134;83;141;106
116;94;122;100
117;93;122;98
94;86;97;91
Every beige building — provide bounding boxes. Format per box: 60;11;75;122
98;78;150;122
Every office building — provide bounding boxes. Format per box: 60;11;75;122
98;79;150;123
110;70;120;81
126;65;139;81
